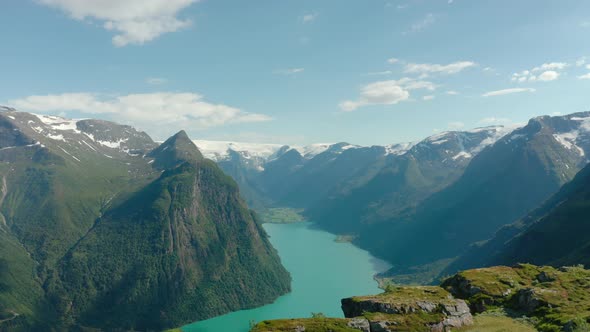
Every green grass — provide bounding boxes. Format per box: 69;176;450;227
251;318;360;332
353;285;455;305
443;264;590;331
457;313;536;332
259;207;306;224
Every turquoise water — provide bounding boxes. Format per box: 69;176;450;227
183;222;390;332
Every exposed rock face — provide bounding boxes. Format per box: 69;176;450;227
347;317;371;332
515;289;543;313
341;286;473;332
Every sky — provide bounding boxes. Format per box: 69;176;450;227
1;0;590;146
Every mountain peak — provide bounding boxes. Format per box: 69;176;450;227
172;130;190;140
148;130;203;169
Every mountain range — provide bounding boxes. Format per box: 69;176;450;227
0;107;290;331
198;111;590;283
4;105;590;331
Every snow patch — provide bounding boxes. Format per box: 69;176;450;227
553;133;585;156
431;139;448;145
33;114;80;133
96;138;128;149
385;142;414;156
292;143;333;158
453;151;472;160
193;140;284;161
47;134;65;142
58;146;80;162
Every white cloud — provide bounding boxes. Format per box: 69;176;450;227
579;73;590;80
448;121;465;129
146;77;167;85
537;70;560;82
423;95;435;101
576;57;587;67
387;58;399;64
446;90;459;95
274;68;305;75
302;13;318;23
38;0;199;46
339;78;435;111
478;117;512;125
482;88;536;97
9;92;271;137
367;70;393;76
512;62;568;83
532;62;568;72
405;13;435;33
404;61;476;75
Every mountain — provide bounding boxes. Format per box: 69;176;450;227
0;108;290;331
306;127;512;233
449;152;590;273
367;112;590;275
192;140;332;208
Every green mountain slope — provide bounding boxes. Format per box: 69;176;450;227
306;128;508;234
0;109;291;331
452;159;590;271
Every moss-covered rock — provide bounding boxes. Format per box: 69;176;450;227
442;264;590;331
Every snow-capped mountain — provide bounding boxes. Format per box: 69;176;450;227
1;108;157;163
192;140;339;163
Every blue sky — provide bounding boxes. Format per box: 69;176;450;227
1;0;590;145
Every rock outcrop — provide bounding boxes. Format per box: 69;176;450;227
341;286;473;332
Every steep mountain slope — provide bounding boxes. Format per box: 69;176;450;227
307;127;511;233
0;109;161;329
365;112;590;271
0;108;290;331
451;158;590;272
52;133;290;330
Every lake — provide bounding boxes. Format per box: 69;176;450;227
182;222;391;332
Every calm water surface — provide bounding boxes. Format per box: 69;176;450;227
182;222;390;332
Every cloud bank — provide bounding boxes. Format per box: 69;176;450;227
9;92;271;138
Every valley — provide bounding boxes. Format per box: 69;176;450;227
2;108;590;332
183;222;390;332
5;3;590;331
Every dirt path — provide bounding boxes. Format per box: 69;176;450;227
0;311;19;324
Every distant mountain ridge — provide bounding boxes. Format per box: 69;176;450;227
195;126;514;210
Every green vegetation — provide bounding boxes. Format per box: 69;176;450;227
259;207;306;224
251;318;361;332
458;312;536;332
351;285;455;305
0;114;291;331
443;264;590;331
